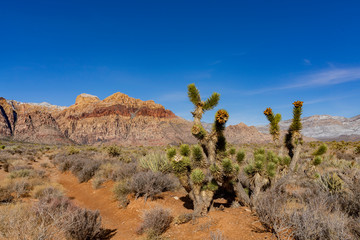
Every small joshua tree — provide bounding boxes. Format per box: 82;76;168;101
285;101;304;172
167;84;245;216
263;107;283;155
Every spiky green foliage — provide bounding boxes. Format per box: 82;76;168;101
285;101;304;159
264;108;282;142
313;144;328;156
191;145;203;163
191;169;205;184
187;83;201;106
244;164;254;176
321;172;343;193
228;147;236;156
167;147;176;159
139;153;171;173
233;163;240;173
222;158;233;175
313;156;322;166
279;156;291;166
203;92;220;110
290;101;303;132
266;162;276;177
191;124;207;139
254;148;265;155
171;156;191;175
202;180;219;192
354;146;360;154
244;149;282;178
236;150;246;164
179;144;190;157
209;164;220;174
266;151;279;164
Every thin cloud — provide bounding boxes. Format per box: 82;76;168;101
209;60;222;65
156;91;188;102
244;67;360;95
303;59;311;65
186;71;212;80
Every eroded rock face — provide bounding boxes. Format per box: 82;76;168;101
0;92;275;145
0;93;194;145
225;123;272;144
257;115;360;141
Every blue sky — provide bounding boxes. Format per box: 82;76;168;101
1;0;360;125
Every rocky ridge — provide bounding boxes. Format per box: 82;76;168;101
2;93;356;145
0;93;274;146
257;115;360;141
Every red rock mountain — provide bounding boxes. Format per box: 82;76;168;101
0;93;269;145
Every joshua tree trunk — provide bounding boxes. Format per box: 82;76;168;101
234;181;251;206
189;185;214;216
250;173;269;203
289;144;301;172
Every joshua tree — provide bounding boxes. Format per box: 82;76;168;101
167;84;248;216
285;101;304;172
263;108;283;155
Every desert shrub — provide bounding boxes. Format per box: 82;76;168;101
174;213;193;225
255;189;290;238
209;230;227;240
288;197;351;240
113;180;131;208
256;175;356;240
0;203;64;240
0;145;5;149
139;152;171;173
32;185;63;199
92;177;106;189
110;162;138;181
40;162;50;168
13;179;32;198
137;207;173;237
335;177;360;218
8;169;33;179
107;145;121;157
68;146;80;155
0;186;14;203
75;160;101;183
179;144;190;157
354;146;360;155
130;171;178;201
36;194;76;218
321;172;344;194
63;208;116;240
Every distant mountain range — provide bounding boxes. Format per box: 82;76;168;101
256;115;360;141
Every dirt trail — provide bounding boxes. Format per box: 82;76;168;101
51;172;273;240
27;156;274;240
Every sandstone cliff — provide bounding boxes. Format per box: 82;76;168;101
0;93;271;146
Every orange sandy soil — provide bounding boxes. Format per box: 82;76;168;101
2;157;275;240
